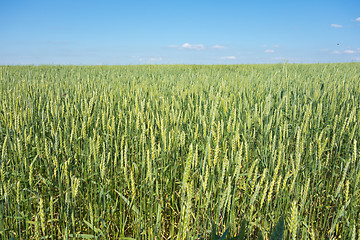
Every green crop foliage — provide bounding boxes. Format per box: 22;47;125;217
0;63;359;239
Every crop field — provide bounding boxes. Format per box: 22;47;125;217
0;63;360;239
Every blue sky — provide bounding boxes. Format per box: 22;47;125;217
1;0;359;65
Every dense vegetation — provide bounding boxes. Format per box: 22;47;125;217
0;63;359;239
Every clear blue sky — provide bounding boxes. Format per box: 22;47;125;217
1;0;359;65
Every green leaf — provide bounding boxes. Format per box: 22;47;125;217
26;220;36;225
229;236;242;240
68;234;97;239
219;227;230;240
210;221;220;240
39;236;52;239
238;219;247;240
83;220;105;237
115;189;140;215
270;216;284;240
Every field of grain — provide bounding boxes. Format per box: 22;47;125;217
0;63;359;239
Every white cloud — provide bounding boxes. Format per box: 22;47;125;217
169;43;225;50
132;56;143;62
132;56;162;63
331;24;343;28
168;43;206;50
150;57;163;61
355;17;360;22
211;45;226;49
265;49;275;53
220;56;236;60
181;43;205;50
331;50;358;54
263;44;279;48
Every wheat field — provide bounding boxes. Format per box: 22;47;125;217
0;63;359;239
